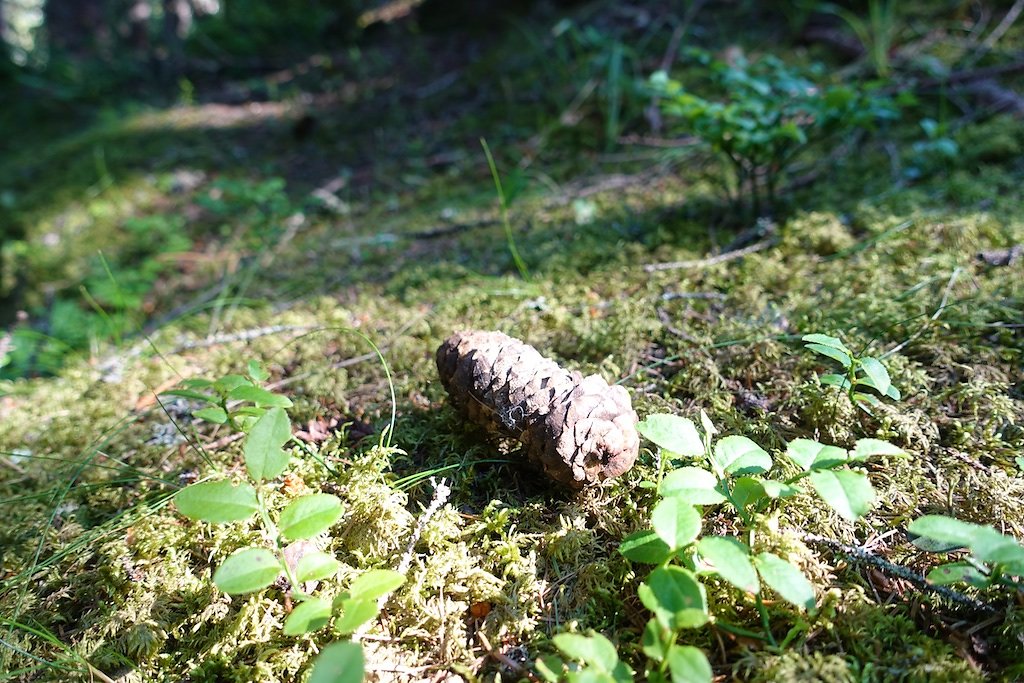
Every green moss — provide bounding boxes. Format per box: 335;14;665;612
3;6;1024;680
746;651;856;683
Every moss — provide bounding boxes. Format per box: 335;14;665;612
781;212;857;257
3;6;1024;681
745;651;855;682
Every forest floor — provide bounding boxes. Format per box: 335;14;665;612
1;2;1023;681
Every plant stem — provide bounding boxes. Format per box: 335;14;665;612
748;527;778;647
713;619;772;642
755;593;778;648
256;488;301;593
718;476;752;527
480;138;530;281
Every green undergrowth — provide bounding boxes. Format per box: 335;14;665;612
2;4;1024;682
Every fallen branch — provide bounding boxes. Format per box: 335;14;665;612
408;219;500;240
802;532;998;614
643;236;777;273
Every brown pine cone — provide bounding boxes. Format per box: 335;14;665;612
436;330;639;489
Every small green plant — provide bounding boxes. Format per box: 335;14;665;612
802;333;900;412
909;516;1024;593
537;632;634;683
167;361;404;681
820;0;899;78
650;51;898;216
480;138;530;282
906;118;959;181
551;411;902;682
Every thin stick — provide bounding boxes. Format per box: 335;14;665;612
643;237;777;273
802;532;998;614
477;631;541;682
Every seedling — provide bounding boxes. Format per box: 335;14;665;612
537;632;635;683
577;410;905;682
802;333;900;413
650;50;897;217
167;362;404;680
909;515;1024;593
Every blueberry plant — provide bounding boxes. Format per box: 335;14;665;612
802;333;900;413
650;49;898;217
538;411;902;681
166;361;403;682
909;516;1024;593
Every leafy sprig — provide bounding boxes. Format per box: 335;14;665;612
577;410;906;682
167;362;405;680
802;333;900;412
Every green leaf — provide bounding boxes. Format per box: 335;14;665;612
174;480;258;523
651;498;702;551
908;515;978;547
181;378;215;389
804;343;852;368
349;569;406;601
213;547;281;594
334;597;379;635
849;439;904;460
712;436;771;476
638;566;709;630
666;645;712;683
553;633;619;672
785;439;846;471
228;384;293;408
536;655;564;683
283;596;332;635
660;467;726;505
927;562;990;588
193;406;229;424
160;388;216;404
214;374;250;393
308;641;364;683
801;334;851;354
969;528;1024;570
243;407;293;482
641;619;670;663
754;552;815;611
698;410;717;444
638;415;704;457
857;357;892;397
247;360;270;382
279;494;344;541
807;470;875;521
295;552;341;583
884;384;901;400
697;536;759;594
910;534;964;553
728;477;766;510
757;478;799;499
819;373;851;390
619;530;672;565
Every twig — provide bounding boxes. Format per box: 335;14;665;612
168;324;315;354
969;0;1024;66
617;134;700;148
900;57;1024;91
478;631;540;682
643;236;777;273
660;291;726;301
397;478;452;575
408;219;500;240
802;532;998;614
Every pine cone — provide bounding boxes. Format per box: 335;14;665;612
436;331;639;489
